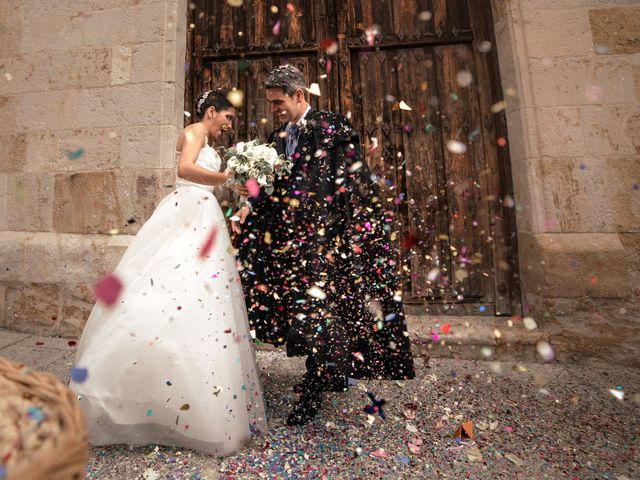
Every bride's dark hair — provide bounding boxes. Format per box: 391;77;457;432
195;88;233;118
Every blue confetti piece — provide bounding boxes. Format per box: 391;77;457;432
398;455;411;464
0;465;6;480
146;409;153;417
384;313;396;322
70;366;88;383
27;406;46;424
66;148;85;160
479;305;487;313
348;377;358;386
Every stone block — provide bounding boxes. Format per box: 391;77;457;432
80;4;167;48
581;105;640;156
590;6;640;54
0;174;6;231
524;8;593;58
0;2;22;57
0;283;5;327
619;233;640;298
22;233;108;284
510;156;545;234
18;0;166;18
536;107;586;158
60;283;95;336
160;83;187;127
0;134;26;172
111;46;132;86
5;173;54;232
539;297;640;366
131;41;165;84
529;56;635;107
0;54;47;96
24;128;121;173
52;171;122;234
539;156;640;233
519;232;631;299
15;90;80;133
0;95;18;134
105;234;134;271
73;83;164;129
19;15;84;54
518;0;630;12
0;232;25;282
52;170;171;234
0;327;28;349
45;48;112;90
120;124;178;170
4;283;62;333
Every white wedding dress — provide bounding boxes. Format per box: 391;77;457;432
70;141;267;455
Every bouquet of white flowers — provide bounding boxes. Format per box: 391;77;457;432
226;140;292;195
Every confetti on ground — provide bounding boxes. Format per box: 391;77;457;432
72;351;640;479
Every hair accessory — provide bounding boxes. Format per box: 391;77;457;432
197;90;212;114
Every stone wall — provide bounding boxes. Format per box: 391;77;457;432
492;0;640;364
1;0;639;366
0;0;187;335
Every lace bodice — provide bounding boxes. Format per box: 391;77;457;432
175;143;222;190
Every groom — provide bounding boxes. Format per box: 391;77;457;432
233;64;414;426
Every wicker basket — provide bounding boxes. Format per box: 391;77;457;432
0;356;88;480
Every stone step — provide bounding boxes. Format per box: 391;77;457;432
406;315;548;363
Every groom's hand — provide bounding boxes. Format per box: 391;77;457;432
231;204;250;234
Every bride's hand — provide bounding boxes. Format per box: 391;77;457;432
232;183;250;197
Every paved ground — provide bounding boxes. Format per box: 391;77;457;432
1;328;638;479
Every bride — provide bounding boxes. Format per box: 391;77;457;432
70;88;267;456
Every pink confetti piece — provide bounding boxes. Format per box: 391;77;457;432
246;178;260;197
371;448;389;458
272;20;281;35
198;226;219;259
408;443;421;454
94;274;123;307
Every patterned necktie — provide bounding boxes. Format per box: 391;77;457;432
286;123;300;159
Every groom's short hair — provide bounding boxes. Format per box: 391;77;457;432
264;65;306;96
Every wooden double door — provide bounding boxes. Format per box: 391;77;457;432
186;0;521;316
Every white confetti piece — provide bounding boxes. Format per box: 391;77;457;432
456;70;473;87
536;341;554;362
609;389;624;401
306;83;321;96
399;100;412;110
446;140;467;154
523;317;537;330
307;286;326;300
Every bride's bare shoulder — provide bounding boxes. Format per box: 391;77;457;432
176;124;205;151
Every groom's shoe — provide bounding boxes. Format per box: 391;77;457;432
293;375;348;394
286;393;321;426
